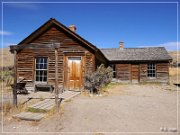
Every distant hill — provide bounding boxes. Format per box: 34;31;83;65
169;51;180;63
0;47;179;67
0;48;14;67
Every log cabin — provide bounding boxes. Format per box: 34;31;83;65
10;18;172;92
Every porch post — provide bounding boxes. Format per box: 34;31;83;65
54;43;60;112
13;50;17;107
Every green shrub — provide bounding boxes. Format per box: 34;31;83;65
84;64;113;94
0;67;14;84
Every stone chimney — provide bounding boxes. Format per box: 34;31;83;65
69;25;76;32
119;41;124;49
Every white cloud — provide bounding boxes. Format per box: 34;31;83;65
138;41;179;51
5;3;39;10
0;30;13;36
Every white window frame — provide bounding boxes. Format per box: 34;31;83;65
147;63;156;78
35;57;48;83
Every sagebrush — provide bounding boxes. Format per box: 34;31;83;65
84;64;113;94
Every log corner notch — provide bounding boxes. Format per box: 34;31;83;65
9;45;18;54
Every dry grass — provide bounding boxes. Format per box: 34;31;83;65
82;82;131;97
0;82;13;94
101;82;126;95
46;108;55;117
169;67;180;76
64;99;72;102
2;102;27;116
0;48;14;67
27;107;47;113
169;51;180;63
169;67;179;84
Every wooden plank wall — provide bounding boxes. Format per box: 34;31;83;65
131;64;139;83
139;64;147;82
115;63;169;83
139;63;169;83
116;64;131;81
17;27;95;86
85;52;95;73
17;49;35;80
156;63;169;82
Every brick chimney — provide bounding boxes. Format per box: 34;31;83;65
69;25;76;32
119;41;124;49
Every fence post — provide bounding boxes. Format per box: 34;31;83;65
13;50;17;107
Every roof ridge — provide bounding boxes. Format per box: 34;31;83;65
100;47;165;49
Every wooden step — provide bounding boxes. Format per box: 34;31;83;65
13;112;45;121
28;99;55;111
59;91;80;99
13;90;80;121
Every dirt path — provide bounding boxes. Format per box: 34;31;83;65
59;85;178;132
2;84;180;134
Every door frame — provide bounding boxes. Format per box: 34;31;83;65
131;64;140;83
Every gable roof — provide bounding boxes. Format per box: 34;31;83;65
100;47;172;61
18;18;98;52
12;18;171;63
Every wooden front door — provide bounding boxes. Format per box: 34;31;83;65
67;57;82;90
131;64;139;83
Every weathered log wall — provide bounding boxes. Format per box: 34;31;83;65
115;63;169;83
116;64;131;81
17;27;96;86
156;63;169;82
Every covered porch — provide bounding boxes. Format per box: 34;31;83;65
10;42;62;107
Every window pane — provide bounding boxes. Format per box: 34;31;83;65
36;58;40;63
147;63;156;78
43;77;47;82
44;71;47;76
35;57;48;82
36;64;38;69
44;64;47;69
36;71;38;76
44;58;47;64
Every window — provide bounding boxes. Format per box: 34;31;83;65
110;64;116;78
147;63;156;78
35;57;48;82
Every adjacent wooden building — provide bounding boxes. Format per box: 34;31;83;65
101;45;172;83
10;18;172;92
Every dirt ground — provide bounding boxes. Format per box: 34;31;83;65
1;84;180;135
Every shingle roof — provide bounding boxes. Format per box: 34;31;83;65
100;47;172;61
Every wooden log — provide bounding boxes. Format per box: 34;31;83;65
54;47;59;113
13;50;17;107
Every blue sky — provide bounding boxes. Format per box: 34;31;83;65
1;1;179;51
